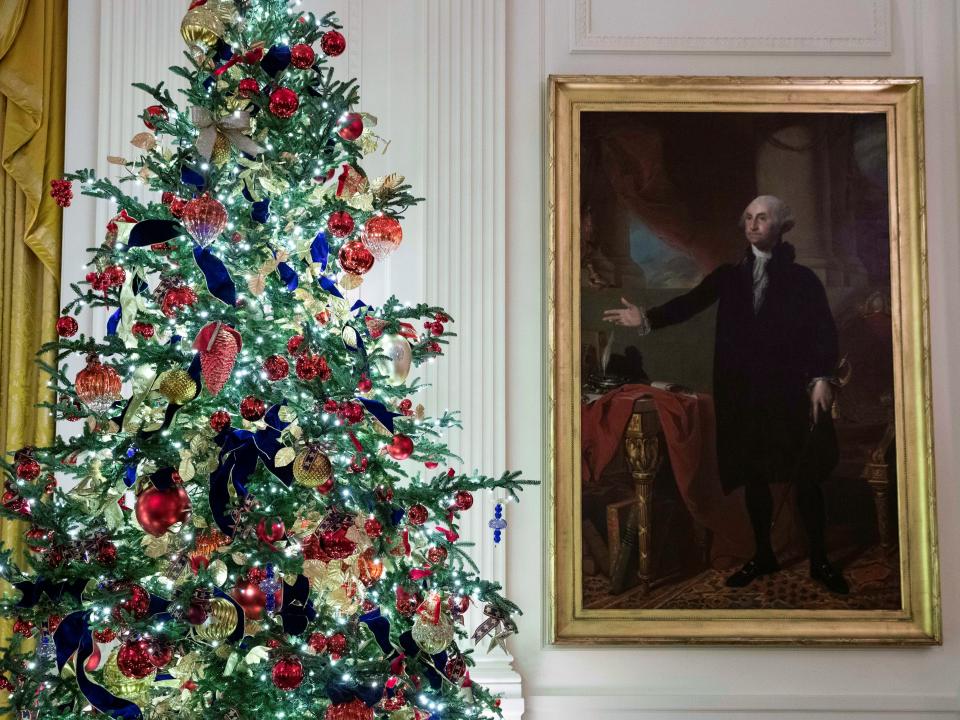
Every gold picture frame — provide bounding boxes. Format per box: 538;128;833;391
548;76;940;645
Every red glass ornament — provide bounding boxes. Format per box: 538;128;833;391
94;627;117;643
320;30;346;57
338;240;374;275
387;434;414;461
455;490;474;511
308;633;327;653
131;321;155;339
243;46;264;64
398;398;413;416
247;567;267;583
407;503;428;526
96;541;118;565
342;402;364;424
295;354;325;381
148;640;173;669
323;398;340;414
320;529;356;560
395;586;420;617
75;356;122;414
233;579;269;619
119;585;151;620
117;640;155;679
427;546;448;564
209;410;231;432
169;197;187;218
237;77;259;98
317;477;334;495
264;355;289;381
240;396;266;421
364;518;382;538
56;316;78;338
105;265;126;286
290;43;315;69
269;87;300;119
287;334;305;355
15;458;41;481
327;210;355;237
272;656;304;691
143;104;168;130
256;516;286;545
337;113;364;141
327;632;348;657
444;656;467;682
185;600;208;625
325;699;374;720
449;594;470;616
356;374;372;393
46;614;62;633
161;285;198;317
182;194;228;247
12;618;34;637
362;215;403;260
135;483;191;537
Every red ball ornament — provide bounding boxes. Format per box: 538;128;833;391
12;618;34;637
185;601;208;625
256;516;286;545
320;30;346;57
387;434;414;461
240;396;266;421
117;640;155;679
444;655;467;682
232;579;268;619
362;215;403;260
135;483;191;537
290;43;316;69
356;374;372;393
94;627;116;643
96;541;118;565
327;632;348;657
341;402;364;424
317;477;335;495
327;210;355;237
455;490;474;511
325;700;374;720
269;87;300;119
182;194;228;247
287;334;305;355
119;585;151;620
56;316;78;338
237;77;259;98
295;354;325;381
161;285;198;317
209;410;231;432
448;594;470;615
264;355;289;381
143;104;168;130
131;321;155;339
75;355;122;414
308;633;327;654
15;458;41;481
427;546;448;564
363;518;382;538
337;113;364;141
272;656;304;691
407;503;428;526
169;197;187;218
338;240;374;275
147;640;173;669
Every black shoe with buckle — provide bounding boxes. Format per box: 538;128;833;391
810;559;850;595
725;556;780;588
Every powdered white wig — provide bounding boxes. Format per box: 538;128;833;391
739;195;795;235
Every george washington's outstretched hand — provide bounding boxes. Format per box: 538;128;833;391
603;297;645;327
810;379;834;422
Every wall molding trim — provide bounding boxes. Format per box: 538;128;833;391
570;0;892;54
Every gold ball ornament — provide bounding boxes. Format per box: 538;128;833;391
102;648;155;707
411;610;454;655
211;132;232;166
180;5;225;56
374;333;412;386
156;369;198;405
193;597;239;642
293;446;333;488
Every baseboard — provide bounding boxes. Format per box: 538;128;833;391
521;692;960;719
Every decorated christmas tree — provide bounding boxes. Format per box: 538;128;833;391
0;2;531;718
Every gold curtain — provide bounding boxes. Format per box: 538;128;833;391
0;0;68;656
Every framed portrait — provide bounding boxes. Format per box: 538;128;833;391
548;76;940;644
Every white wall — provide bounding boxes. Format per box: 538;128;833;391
63;1;960;719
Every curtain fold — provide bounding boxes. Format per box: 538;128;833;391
0;0;68;659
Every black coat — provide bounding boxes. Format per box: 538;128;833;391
647;241;839;493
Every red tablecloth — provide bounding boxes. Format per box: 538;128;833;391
582;384;801;568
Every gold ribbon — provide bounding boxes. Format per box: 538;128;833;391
190;106;263;161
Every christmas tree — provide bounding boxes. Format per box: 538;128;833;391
0;2;531;718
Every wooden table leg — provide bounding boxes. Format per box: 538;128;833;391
624;396;661;595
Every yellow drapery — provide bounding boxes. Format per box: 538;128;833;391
0;0;68;656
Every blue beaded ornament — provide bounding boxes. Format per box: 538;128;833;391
488;503;507;544
260;563;282;613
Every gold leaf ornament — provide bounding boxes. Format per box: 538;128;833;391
130;132;157;151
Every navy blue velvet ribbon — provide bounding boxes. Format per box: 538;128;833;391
126;220;183;247
359;608;449;691
208;404;294;535
318;274;343;299
278;574;316;636
181;166;206;191
355;398;401;434
275;252;299;291
241;182;271;224
14;578;85;609
193;246;237;306
261;45;291;76
310;231;329;270
325;680;383;709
